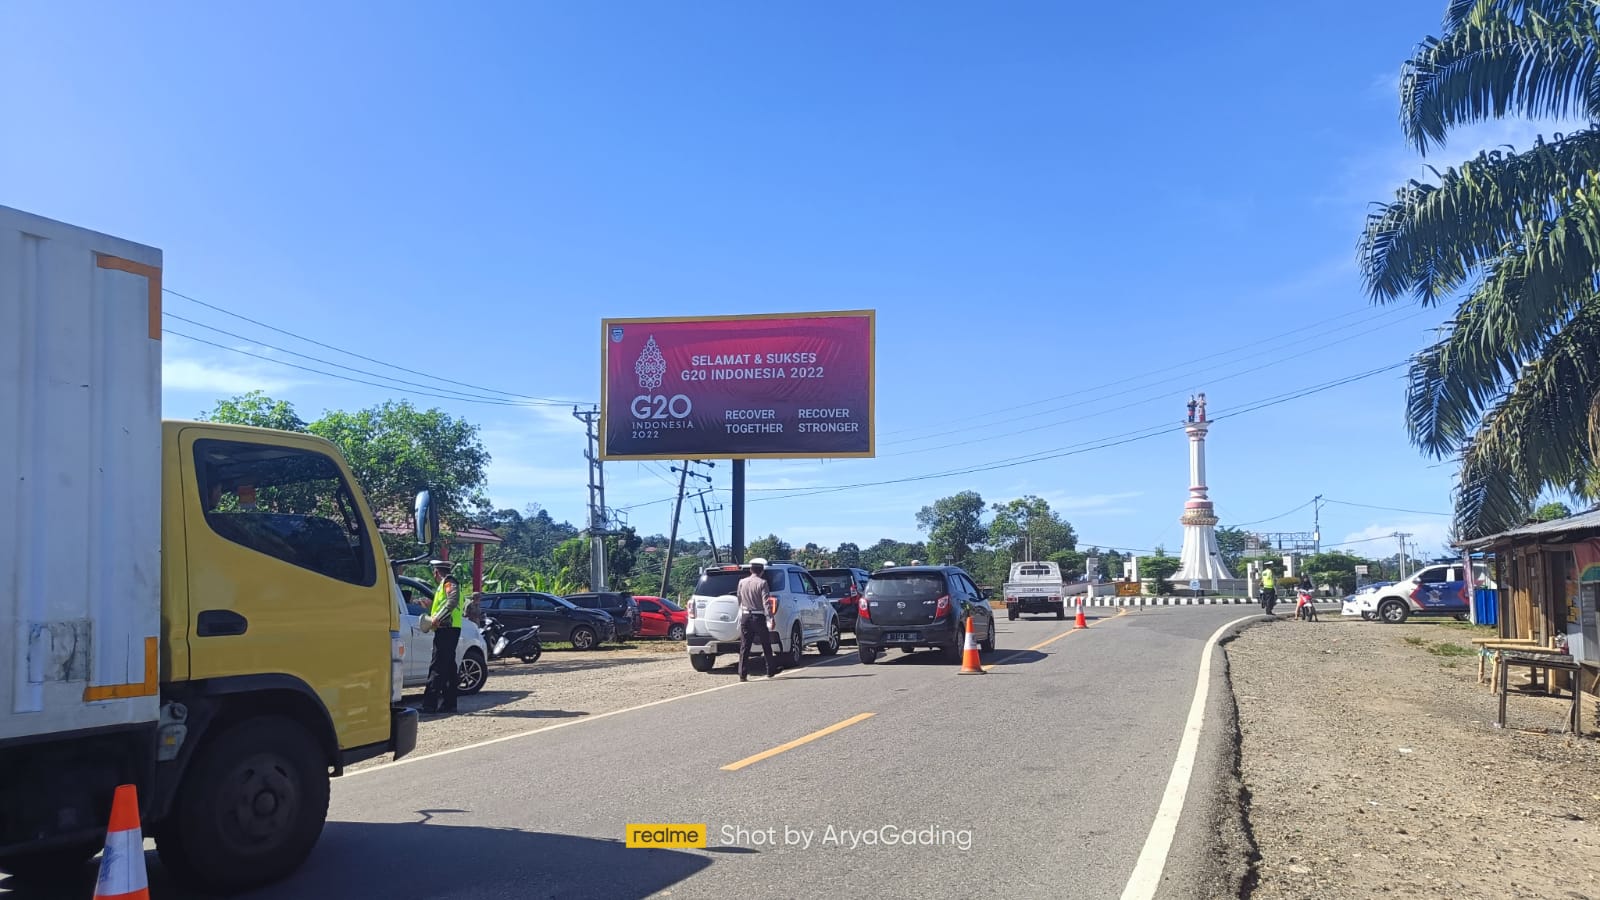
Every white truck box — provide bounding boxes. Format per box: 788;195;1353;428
0;205;163;741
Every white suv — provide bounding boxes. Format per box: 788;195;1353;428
686;561;841;672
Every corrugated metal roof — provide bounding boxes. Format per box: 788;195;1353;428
1462;507;1600;548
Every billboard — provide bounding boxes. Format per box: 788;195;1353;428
601;310;875;460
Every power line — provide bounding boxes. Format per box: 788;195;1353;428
1230;500;1316;528
164;329;550;408
1323;498;1452;517
165;287;589;406
879;303;1422;443
879;308;1430;457
166;312;550;406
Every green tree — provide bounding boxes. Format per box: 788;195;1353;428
1300;551;1374;596
308;400;490;530
1358;0;1600;538
200;391;307;432
1533;501;1574;522
988;496;1077;560
1214;526;1251;573
746;534;792;562
861;538;927;571
1138;551;1182;595
915;491;988;567
833;542;862;568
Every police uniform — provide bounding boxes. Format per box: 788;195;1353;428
737;558;777;681
422;563;464;713
1260;569;1277;614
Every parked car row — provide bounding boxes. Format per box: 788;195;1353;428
685;561;996;672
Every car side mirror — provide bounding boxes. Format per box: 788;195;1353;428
414;490;438;545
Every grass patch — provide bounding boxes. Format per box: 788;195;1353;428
1438;621;1495;636
1426;642;1474;657
1403;636;1426;646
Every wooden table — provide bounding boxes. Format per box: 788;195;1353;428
1472;638;1538;686
1495;647;1582;735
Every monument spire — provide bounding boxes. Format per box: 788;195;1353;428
1175;392;1233;586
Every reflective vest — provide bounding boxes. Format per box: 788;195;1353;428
432;578;464;628
1261;571;1276;589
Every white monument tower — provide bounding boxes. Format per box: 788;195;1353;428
1175;393;1233;586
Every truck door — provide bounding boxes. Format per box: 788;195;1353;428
181;431;392;750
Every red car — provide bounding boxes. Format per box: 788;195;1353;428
634;595;688;641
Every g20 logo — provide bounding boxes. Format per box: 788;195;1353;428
631;394;693;419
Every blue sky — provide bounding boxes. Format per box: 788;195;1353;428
3;1;1569;561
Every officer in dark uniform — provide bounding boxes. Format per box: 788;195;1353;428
421;559;463;714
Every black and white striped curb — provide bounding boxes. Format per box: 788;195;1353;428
1073;596;1262;607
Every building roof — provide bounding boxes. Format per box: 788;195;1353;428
1460;507;1600;549
378;521;503;544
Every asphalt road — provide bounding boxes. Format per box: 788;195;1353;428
0;606;1257;900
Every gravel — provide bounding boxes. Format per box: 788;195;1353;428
350;641;711;771
1227;616;1600;899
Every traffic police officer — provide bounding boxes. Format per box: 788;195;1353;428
737;558;777;681
422;559;464;714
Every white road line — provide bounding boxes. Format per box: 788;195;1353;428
1119;614;1255;900
345;680;746;778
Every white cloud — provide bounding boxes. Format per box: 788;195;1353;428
162;354;295;395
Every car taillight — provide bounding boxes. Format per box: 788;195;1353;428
687;600;696;619
934;595;950;618
858;594;870;621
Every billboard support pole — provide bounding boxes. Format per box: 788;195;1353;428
732;459;746;563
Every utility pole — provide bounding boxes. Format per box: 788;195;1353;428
660;461;714;596
1394;531;1412;580
696;488;723;564
574;406;608;591
659;461;692;598
1312;495;1325;555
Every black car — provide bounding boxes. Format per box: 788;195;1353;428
856;566;996;664
478;592;615;650
809;566;871;632
564;592;640;641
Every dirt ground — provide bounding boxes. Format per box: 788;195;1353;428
1227;615;1600;899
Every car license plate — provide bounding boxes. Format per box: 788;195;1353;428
887;632;918;642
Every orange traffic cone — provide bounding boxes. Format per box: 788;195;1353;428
93;784;148;900
958;616;985;674
1074;599;1088;629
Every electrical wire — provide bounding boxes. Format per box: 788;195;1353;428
166;312;553;406
1230;500;1316;528
1323;499;1452;517
164;329;553;408
165;287;589;406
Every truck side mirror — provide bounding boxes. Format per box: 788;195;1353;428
415;491;438;545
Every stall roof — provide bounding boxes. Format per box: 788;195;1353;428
1460;508;1600;550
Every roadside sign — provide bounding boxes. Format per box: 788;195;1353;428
1188;578;1201;592
1115;581;1141;596
1355;565;1369;575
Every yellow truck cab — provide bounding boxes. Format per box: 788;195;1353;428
0;205;421;893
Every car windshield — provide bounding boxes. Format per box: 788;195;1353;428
866;572;947;601
550;596;580;610
658;597;683;612
810;571;855;595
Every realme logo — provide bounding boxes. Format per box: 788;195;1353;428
625;823;706;848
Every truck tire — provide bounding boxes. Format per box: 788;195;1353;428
0;843;100;882
156;715;330;894
1007;607;1018;621
690;653;717;672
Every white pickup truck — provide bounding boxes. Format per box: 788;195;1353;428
1003;561;1065;620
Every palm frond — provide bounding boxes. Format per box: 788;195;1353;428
1401;1;1600;153
1451;296;1600;536
1360;127;1600;303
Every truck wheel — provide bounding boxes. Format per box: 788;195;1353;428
1056;607;1066;620
1379;599;1410;625
1007;607;1018;621
157;715;330;894
0;843;100;882
690;653;716;673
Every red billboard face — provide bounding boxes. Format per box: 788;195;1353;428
601;311;874;460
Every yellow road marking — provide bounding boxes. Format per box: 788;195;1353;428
983;607;1131;669
721;713;875;771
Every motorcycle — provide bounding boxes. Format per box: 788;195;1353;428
481;615;543;664
1294;588;1319;622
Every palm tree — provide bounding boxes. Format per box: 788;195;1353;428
1359;0;1600;538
